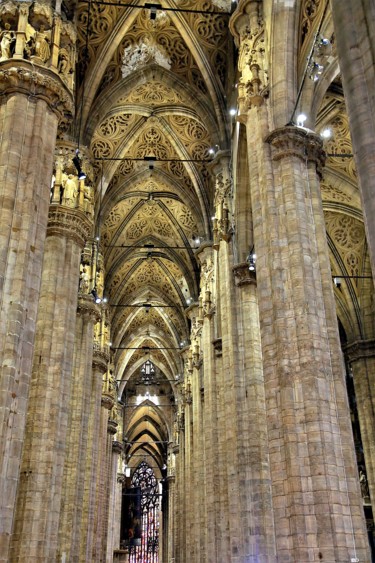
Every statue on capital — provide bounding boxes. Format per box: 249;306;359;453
0;23;16;61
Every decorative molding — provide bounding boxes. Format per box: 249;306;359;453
101;395;114;410
77;295;101;322
108;419;119;435
112;440;123;454
47;205;92;248
0;61;74;122
92;349;110;373
345;339;375;363
266;126;325;178
232;262;257;287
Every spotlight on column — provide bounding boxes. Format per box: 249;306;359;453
72;149;87;180
333;277;342;289
144;2;161;20
247;248;257;272
91;288;102;304
296;113;307;127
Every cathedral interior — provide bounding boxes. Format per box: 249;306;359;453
0;0;375;562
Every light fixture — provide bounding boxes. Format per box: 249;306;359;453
103;297;108;303
334;277;341;289
144;155;156;170
321;128;331;139
72;149;86;180
229;108;237;116
144;2;161;19
296;113;307;127
308;61;324;81
91;288;102;304
186;297;192;305
208;148;215;155
247;248;256;272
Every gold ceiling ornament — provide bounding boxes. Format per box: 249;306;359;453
325;211;366;281
324;113;357;183
119;81;184;106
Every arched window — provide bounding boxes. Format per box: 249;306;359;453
130;461;159;563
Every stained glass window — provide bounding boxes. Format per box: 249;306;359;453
129;461;160;563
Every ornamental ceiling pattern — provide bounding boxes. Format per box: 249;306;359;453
75;0;230;465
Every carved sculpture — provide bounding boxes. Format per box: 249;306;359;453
121;36;171;78
0;23;15;61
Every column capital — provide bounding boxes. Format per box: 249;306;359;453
77;294;101;322
47;205;92;248
0;60;73;123
92;348;110;373
108;419;118;435
112;440;123;455
345;339;375;363
266;126;325;178
101;395;115;410
232;262;257;287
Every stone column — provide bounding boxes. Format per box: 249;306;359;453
80;348;109;562
185;304;205;562
346;340;375;515
93;369;117;562
57;293;100;562
180;348;193;563
232;263;276;561
0;4;74;555
107;440;124;562
10;199;91;562
166;472;176;563
331;0;375;275
230;2;370;559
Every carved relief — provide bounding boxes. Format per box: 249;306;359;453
121;36;171;78
325;211;366;281
231;2;268;113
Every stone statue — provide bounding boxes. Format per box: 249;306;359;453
0;24;16;61
79;265;90;293
360;469;370;499
58;47;71;75
62;173;78;207
34;25;50;62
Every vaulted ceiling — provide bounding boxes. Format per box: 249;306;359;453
73;0;373;471
74;0;233;469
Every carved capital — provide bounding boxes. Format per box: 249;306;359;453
77;294;101;322
0;60;74;123
102;395;114;410
117;473;126;484
47;205;92;248
92;349;110;373
345;339;375;363
112;440;123;455
266;126;325;178
233;262;257;287
108;419;118;435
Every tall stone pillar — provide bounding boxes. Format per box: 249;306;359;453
346;341;375;515
107;440;124;562
331;0;375;275
232;263;276;561
93;368;117;562
10;158;92;561
180;347;193;563
230;2;370;561
80;346;110;562
0;4;74;556
57;292;100;562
